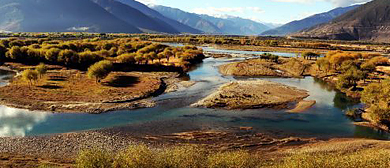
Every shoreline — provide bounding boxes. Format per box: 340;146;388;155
0;64;190;114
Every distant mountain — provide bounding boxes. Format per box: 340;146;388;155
295;0;390;42
92;0;178;33
0;0;141;33
200;15;270;35
151;5;221;34
114;0;201;34
261;5;359;36
260;22;283;29
152;5;270;35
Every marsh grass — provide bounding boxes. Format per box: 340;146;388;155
76;143;390;168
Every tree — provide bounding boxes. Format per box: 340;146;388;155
58;49;79;66
87;60;113;83
22;69;38;87
316;58;331;74
35;63;48;78
0;44;6;60
336;67;365;90
45;48;61;63
117;53;136;64
361;80;390;123
6;46;23;60
302;52;320;60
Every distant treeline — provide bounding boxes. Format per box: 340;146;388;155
0;37;205;71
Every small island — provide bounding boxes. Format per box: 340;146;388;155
192;80;310;109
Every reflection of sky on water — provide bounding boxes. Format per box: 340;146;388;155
0;106;51;137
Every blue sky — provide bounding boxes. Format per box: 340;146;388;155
136;0;371;24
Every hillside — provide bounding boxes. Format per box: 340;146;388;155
151;5;221;34
262;5;359;36
92;0;178;33
115;0;202;34
294;0;390;42
152;5;270;35
201;15;270;35
0;0;141;33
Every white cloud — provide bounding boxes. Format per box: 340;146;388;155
272;0;372;7
0;106;50;137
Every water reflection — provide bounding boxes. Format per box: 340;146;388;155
0;106;51;137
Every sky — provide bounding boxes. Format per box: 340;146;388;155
136;0;371;24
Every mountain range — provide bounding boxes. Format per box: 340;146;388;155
294;0;390;42
0;0;389;42
151;5;271;35
0;0;199;34
261;5;359;36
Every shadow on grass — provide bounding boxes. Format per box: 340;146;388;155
48;76;67;82
38;84;63;89
103;75;140;87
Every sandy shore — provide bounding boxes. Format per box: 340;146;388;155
192;80;309;109
288;100;317;113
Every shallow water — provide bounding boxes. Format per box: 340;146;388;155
0;51;389;139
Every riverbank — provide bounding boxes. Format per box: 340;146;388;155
219;57;317;78
0;64;186;113
192;80;310;110
1;127;390;167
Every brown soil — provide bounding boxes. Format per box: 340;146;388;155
0;66;179;113
192;80;309;109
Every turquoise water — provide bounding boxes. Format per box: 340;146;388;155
0;50;388;139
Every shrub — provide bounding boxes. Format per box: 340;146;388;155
76;148;112;168
117;53;136;64
21;69;38;86
113;144;155;168
45;48;61;62
87;60;113;83
35;63;48;78
6;46;23;60
207;150;257;168
156;145;207;168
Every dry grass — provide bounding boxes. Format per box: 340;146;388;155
0;66;169;112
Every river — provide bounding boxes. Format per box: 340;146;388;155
0;47;388;139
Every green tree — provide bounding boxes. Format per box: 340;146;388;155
336;67;365;90
22;69;38;87
87;60;113;83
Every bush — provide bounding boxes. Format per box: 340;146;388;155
21;69;38;86
361;80;390;123
117;53;136;64
76;148;112;168
87;60;113;83
35;63;48;78
156;145;207;168
113;144;155;168
207;150;257;168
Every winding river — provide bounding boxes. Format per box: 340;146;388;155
0;46;389;139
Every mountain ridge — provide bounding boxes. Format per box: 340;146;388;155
261;5;359;36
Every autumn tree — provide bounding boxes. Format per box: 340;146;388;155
22;69;38;87
361;80;390;123
87;60;113;83
35;63;48;78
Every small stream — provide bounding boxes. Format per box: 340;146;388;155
0;47;389;139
